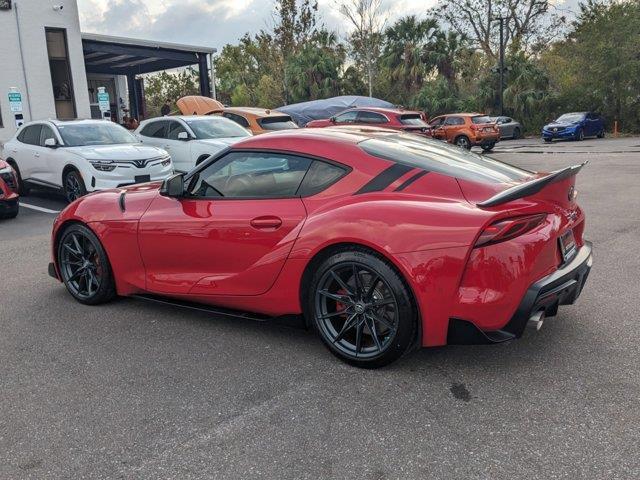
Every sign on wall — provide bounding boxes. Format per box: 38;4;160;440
0;0;12;11
8;91;22;113
97;88;110;112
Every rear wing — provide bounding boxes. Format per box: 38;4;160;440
477;161;587;208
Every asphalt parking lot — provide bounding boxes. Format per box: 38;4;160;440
1;136;639;479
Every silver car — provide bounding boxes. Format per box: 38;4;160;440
491;116;523;139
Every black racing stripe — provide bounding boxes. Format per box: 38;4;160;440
355;163;414;195
394;170;429;191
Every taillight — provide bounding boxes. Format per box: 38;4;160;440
470;124;478;131
475;214;547;247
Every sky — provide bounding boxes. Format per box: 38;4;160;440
77;0;580;51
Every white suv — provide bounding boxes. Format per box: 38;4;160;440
2;119;173;202
135;115;251;172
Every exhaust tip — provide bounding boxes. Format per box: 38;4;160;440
528;310;545;331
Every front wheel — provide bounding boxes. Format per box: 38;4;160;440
57;223;116;305
576;129;584;141
306;249;418;368
543;138;552;143
454;135;471;150
512;127;521;139
64;170;87;203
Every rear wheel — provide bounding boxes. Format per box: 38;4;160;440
512;127;521;139
306;248;417;368
454;135;471;150
481;142;495;152
64;169;87;203
57;223;116;305
0;200;19;219
597;129;605;138
7;160;30;196
544;138;552;143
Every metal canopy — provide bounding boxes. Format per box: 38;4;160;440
81;33;215;118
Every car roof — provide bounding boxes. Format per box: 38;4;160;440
343;107;421;115
224;107;290;118
23;119;109;126
234;126;402;148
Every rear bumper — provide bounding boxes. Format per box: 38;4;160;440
448;241;592;344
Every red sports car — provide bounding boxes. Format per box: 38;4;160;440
48;127;592;368
0;159;19;219
306;107;431;137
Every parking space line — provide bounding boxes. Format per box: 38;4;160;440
20;203;61;214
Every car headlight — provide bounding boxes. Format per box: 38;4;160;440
161;157;171;167
89;160;117;172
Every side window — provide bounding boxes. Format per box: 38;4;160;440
298;160;347;196
504;117;512;123
334;111;358;124
444;116;464;126
223;112;250;128
140;121;167;138
39;125;56;146
429;117;443;127
20;125;43;145
189;152;312;198
167;121;188;140
356;111;387;124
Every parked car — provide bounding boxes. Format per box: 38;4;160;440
220;107;299;135
0;159;19;219
306;107;431;136
429;113;500;151
135;115;251;172
490;116;523;139
3;120;173;203
49;127;592;368
542;112;605;142
276;95;395;126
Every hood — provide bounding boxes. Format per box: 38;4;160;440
67;144;167;161
195;137;245;148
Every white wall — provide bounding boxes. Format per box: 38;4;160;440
0;0;90;142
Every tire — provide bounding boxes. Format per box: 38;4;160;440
57;223;116;305
576;129;584;141
8;161;30;196
481;142;495;152
0;201;19;219
544;138;552;143
63;169;87;203
305;248;418;368
512;127;521;139
454;135;471;150
597;129;605;139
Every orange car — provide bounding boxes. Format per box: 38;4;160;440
429;113;500;151
220;107;299;135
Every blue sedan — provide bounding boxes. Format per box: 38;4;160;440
542;112;605;142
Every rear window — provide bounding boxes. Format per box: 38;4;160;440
399;114;428;126
471;115;493;124
258;116;299;131
359;134;532;184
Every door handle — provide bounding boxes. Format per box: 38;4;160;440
34;153;40;157
250;216;282;230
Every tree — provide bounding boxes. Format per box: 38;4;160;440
433;0;566;59
338;0;387;97
286;30;346;103
143;68;200;117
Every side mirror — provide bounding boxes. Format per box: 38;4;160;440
177;131;190;141
44;138;58;148
329;116;336;123
160;173;184;198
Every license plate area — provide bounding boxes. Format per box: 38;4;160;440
559;229;577;264
134;175;151;184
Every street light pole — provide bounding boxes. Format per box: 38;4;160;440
209;48;218;100
498;17;505;116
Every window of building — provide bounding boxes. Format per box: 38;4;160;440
45;28;77;119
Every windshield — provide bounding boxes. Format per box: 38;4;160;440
58;122;138;147
184;118;251;139
258;116;299;131
471;115;493;124
556;113;585;123
360;134;532;184
399;114;428;127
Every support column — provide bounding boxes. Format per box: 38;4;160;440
126;73;139;119
197;53;211;97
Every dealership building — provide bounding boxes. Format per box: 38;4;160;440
0;0;215;142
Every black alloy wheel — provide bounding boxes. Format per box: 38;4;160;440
308;249;417;368
576;128;584;141
481;142;496;152
64;170;87;203
57;224;115;305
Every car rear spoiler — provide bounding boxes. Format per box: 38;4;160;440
477;161;588;208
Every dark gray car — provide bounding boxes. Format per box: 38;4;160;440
491;116;523;139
